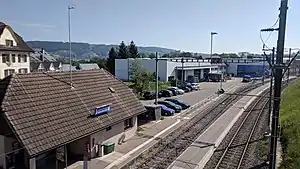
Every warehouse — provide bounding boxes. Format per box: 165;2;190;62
0;69;146;169
115;58;226;82
224;58;297;77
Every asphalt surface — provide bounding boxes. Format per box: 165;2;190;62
141;78;242;106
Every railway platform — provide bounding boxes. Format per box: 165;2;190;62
168;83;271;169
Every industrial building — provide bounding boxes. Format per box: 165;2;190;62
115;58;226;82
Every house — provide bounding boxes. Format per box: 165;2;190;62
62;64;77;71
76;63;100;70
0;22;33;79
0;69;146;169
30;48;62;72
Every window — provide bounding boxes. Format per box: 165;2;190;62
18;54;21;62
18;68;28;74
4;69;15;77
106;126;112;131
12;54;16;63
5;40;13;47
124;118;133;130
2;54;10;63
23;54;27;62
17;54;27;63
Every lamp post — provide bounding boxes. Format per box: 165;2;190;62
210;32;218;63
68;5;74;88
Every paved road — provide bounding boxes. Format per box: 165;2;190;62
142;78;242;106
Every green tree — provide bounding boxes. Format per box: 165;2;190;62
130;60;152;95
89;58;107;70
139;53;147;58
128;41;139;58
149;53;156;59
118;41;129;59
107;47;118;75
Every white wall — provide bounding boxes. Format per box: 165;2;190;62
89;116;137;158
0;28;17;46
115;59;168;81
0;28;30;79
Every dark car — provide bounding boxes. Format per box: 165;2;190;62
178;85;191;93
159;90;173;97
143;91;157;100
165;98;190;110
167;88;177;96
157;101;182;113
159;104;175;116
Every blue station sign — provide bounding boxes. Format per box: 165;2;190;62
93;105;111;117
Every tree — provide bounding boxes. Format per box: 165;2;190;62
149;53;156;59
130;60;152;95
128;41;139;58
107;47;118;75
118;41;129;59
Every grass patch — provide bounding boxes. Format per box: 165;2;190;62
255;137;269;161
279;79;300;169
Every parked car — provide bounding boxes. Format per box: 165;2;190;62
165;98;191;110
159;104;175;116
178;85;191;93
242;75;252;83
167;89;177;96
143;91;158;100
168;87;184;95
187;83;200;91
159;90;173;97
157;101;182;113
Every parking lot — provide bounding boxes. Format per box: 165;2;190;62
141;78;242;106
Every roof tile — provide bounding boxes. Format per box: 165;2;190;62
0;69;146;157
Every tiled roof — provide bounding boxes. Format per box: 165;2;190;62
30;48;57;62
0;69;146;157
0;22;33;52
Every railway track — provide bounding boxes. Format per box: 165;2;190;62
204;80;293;169
124;82;267;169
212;91;269;169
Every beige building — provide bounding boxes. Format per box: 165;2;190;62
0;22;33;79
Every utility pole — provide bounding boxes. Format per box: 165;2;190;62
269;47;275;128
269;1;288;169
68;5;74;89
181;58;184;86
155;52;159;105
210;32;218;63
287;48;291;83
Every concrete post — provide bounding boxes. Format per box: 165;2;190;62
29;158;36;169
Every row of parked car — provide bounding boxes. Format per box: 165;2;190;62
143;83;200;100
157;98;191;116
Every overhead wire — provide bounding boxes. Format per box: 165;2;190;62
260;17;279;50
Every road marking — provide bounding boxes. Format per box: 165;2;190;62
104;119;181;169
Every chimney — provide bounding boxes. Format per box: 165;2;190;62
40;48;44;62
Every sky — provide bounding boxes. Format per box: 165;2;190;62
0;0;299;53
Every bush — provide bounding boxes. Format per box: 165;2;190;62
279;79;300;169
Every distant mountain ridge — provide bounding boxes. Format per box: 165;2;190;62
26;41;176;60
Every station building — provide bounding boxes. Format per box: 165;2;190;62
115;58;226;82
0;69;146;169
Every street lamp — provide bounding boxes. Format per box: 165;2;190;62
210;32;218;62
68;5;75;88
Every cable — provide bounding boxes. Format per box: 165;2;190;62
260;17;279;50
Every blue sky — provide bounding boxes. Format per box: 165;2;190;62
1;0;299;53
